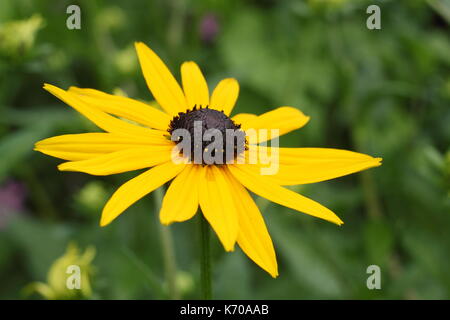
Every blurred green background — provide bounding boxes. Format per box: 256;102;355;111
0;0;449;299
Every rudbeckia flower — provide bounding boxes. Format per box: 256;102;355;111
34;42;382;278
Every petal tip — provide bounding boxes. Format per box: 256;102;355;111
134;41;150;52
224;243;235;252
226;78;239;85
99;219;110;227
134;41;146;53
159;216;172;226
182;60;195;66
43;83;63;95
329;213;344;226
42;83;52;91
100;209;114;227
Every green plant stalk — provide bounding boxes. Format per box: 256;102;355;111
154;187;180;299
199;214;212;300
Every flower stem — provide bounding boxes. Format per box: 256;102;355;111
199;214;212;300
154;187;180;299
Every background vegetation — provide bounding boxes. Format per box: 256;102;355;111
0;0;449;299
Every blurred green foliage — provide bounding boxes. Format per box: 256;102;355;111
0;0;449;299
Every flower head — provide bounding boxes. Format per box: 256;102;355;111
25;243;96;300
34;42;382;277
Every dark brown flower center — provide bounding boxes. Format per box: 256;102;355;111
168;106;246;165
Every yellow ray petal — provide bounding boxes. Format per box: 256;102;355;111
34;132;170;161
245;147;382;185
210;78;239;116
134;42;187;116
68;87;171;130
232;113;257;127
181;61;209;109
43;84;158;137
58;146;174;175
160;165;201;225
248;146;380;165
228;164;344;225
198;166;239;251
35;150;103;162
246;145;378;165
223;168;278;277
243;107;310;144
100;161;186;226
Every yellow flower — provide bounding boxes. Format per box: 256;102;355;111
25;243;96;300
34;42;382;277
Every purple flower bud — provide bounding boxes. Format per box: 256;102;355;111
0;180;26;229
200;13;219;44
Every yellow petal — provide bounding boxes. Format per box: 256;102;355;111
134;42;187;116
43;84;158;137
198;166;239;251
58;146;174;175
245;147;382;185
68;87;171;131
223;168;278;277
243;107;310;144
34;132;170;161
232;113;257;127
181;61;209;108
210;78;239;116
160;165;201;224
228;164;344;225
100;161;186;226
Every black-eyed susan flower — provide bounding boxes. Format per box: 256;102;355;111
34;42;382;278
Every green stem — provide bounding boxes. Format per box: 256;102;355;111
154;187;180;299
199;214;212;300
